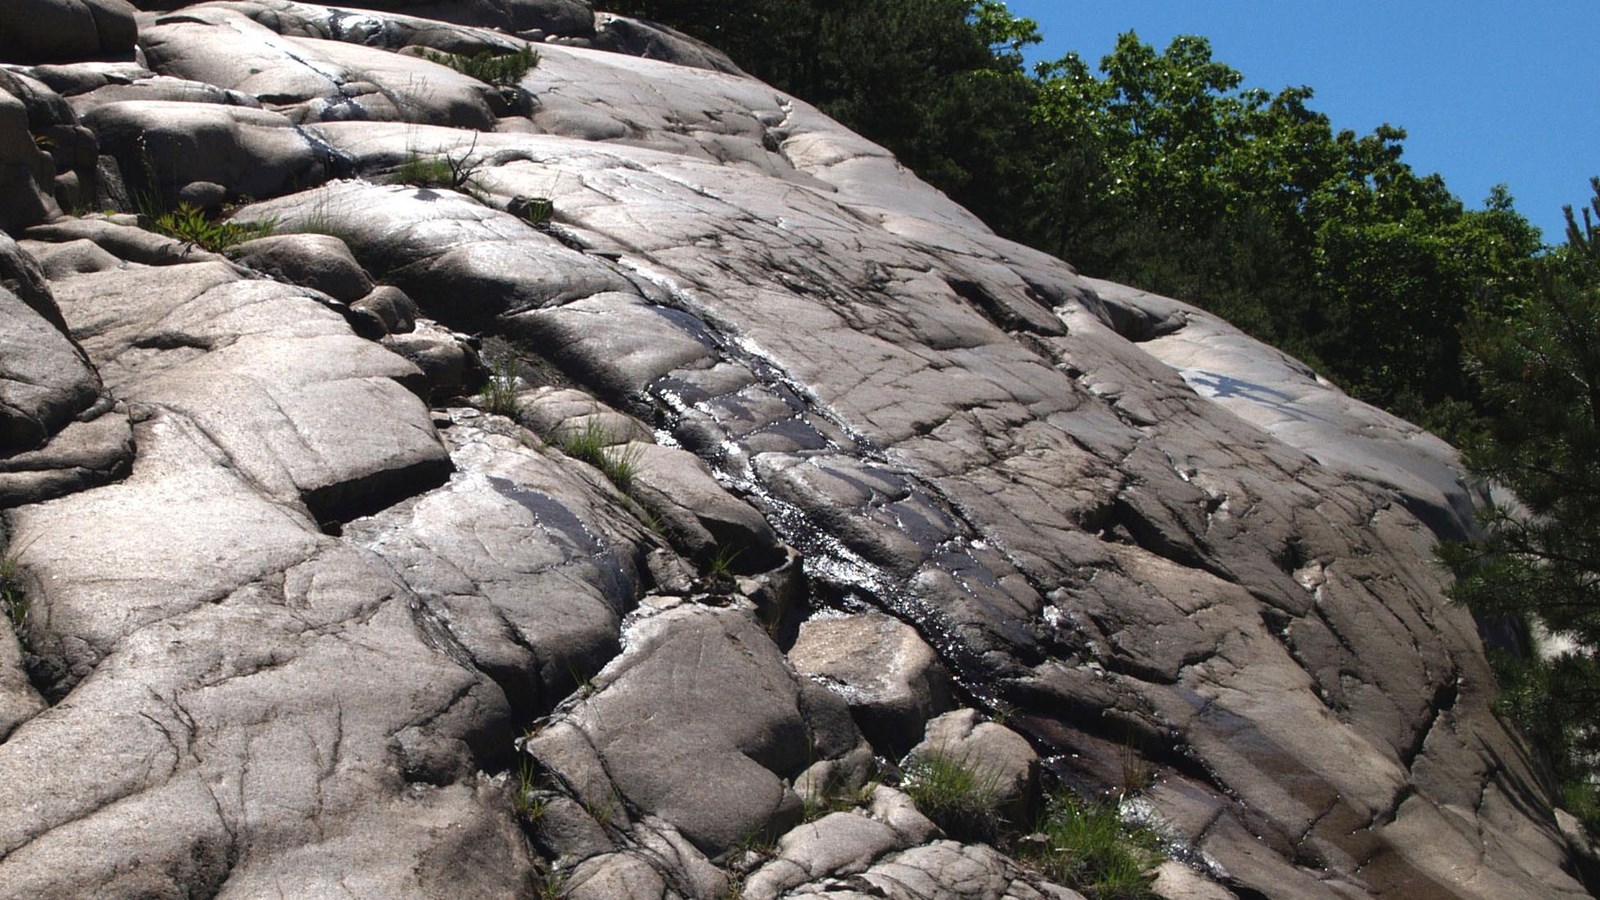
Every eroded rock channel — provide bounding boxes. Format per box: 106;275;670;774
0;1;1592;897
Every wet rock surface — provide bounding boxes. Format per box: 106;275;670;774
0;4;1591;899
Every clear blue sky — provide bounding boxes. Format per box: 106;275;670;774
1003;1;1598;243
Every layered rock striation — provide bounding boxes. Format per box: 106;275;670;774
0;1;1592;897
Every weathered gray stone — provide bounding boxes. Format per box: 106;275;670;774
0;406;133;505
626;441;785;573
1152;861;1239;900
0;0;137;64
587;13;743;75
48;262;452;521
0;85;58;232
791;611;955;758
537;604;836;855
206;0;597;36
138;7;499;126
383;320;481;401
227;232;373;300
0;285;101;453
346;416;649;715
20;238;125;279
0;620;46;741
216;0;533;56
850;840;1084;900
908;710;1038;829
352;283;420;333
744;811;908;900
23;216;222;265
65;75;242;117
81;99;332;205
0;4;1588;898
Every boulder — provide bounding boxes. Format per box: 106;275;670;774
47;262;452;521
81;100;333;206
906;710;1039;830
0;284;101;453
382;320;481;402
138;7;498;126
790;611;956;758
0;0;137;64
21;238;125;279
0;407;133;506
352;284;420;333
531;604;857;855
226;232;373;300
0;86;58;232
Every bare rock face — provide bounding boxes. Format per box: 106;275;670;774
791;611;955;758
0;3;1591;900
0;0;138;65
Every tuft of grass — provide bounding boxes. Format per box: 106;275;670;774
1012;791;1162;900
582;790;620;828
391;134;486;199
148;203;275;252
511;758;548;822
1;556;26;632
532;869;566;900
477;357;523;419
900;751;1004;844
706;544;743;579
1117;740;1155;799
517;196;554;226
552;419;641;494
424;45;539;87
801;767;869;822
734;825;777;856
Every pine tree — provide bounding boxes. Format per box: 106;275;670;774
1441;178;1600;827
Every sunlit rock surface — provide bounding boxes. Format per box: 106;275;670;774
0;2;1590;897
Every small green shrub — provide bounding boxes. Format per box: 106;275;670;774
1;556;26;631
1013;791;1162;900
425;45;539;87
901;751;1004;843
1563;779;1600;836
148;203;275;252
477;357;523;419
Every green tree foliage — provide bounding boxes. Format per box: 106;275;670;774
1441;182;1600;823
605;2;1541;422
1022;34;1541;418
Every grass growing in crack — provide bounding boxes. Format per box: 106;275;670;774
532;869;567;900
512;758;548;823
424;45;539;87
552;419;641;494
1;556;26;632
705;543;743;579
147;203;275;252
517;196;554;226
900;751;1004;844
1011;791;1162;900
582;791;620;828
734;825;777;856
477;357;523;419
801;768;869;822
391;134;486;199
